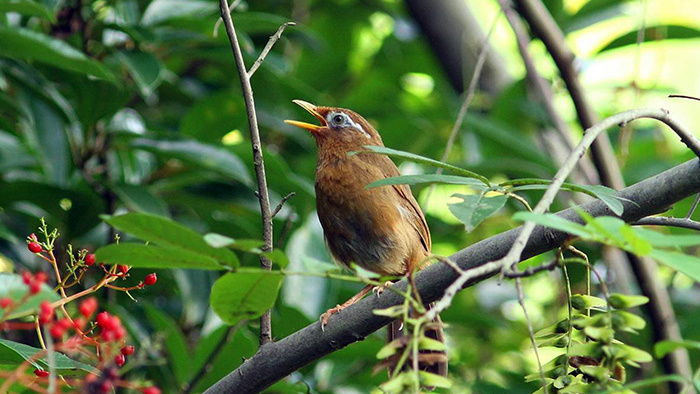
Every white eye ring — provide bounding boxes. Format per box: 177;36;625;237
330;113;345;126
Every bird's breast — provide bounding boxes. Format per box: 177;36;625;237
314;156;414;275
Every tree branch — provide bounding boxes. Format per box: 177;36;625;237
633;217;700;232
218;0;285;346
204;158;700;394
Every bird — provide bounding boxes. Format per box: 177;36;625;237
285;100;447;378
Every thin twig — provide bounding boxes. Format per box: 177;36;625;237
503;259;558;278
633;217;700;232
670;94;700;102
247;22;296;78
515;278;546;393
213;0;243;37
427;107;700;321
271;192;296;219
686;193;700;219
218;0;291;346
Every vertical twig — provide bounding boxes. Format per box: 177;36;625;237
515;278;546;393
218;0;290;346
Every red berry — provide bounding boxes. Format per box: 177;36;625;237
96;311;111;328
84;253;96;266
22;271;32;285
49;324;65;339
73;317;87;330
79;297;98;317
57;318;73;330
0;298;11;309
40;301;53;314
118;265;129;274
114;353;125;367
34;271;48;284
121;345;135;356
39;301;54;324
105;366;119;380
29;233;37;241
99;380;112;393
28;242;42;253
29;281;41;295
142;387;161;394
114;325;126;340
144;273;157;286
34;369;49;378
101;329;115;342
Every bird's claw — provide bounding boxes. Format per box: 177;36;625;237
320;304;342;331
372;281;395;296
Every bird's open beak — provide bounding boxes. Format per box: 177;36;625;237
285;100;326;133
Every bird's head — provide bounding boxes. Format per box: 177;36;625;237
285;100;382;147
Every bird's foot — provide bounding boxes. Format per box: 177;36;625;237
372;281;395;296
320;304;343;330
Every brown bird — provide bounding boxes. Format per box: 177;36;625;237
285;100;446;377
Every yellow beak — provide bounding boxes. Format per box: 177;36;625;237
284;100;326;133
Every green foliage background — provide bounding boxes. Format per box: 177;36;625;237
1;0;700;392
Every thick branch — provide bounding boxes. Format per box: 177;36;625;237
204;158;700;394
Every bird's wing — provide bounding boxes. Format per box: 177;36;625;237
374;154;432;254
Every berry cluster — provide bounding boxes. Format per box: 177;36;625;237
0;224;162;393
22;270;48;295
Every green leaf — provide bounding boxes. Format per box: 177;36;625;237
115;50;163;98
95;243;224;270
571;294;607;311
203;233;264;251
649;249;700;283
0;273;60;320
620;225;652;256
512;211;590;238
0;27;115;81
580;185;627;216
608;294;649;310
0;339;93;372
102;213;239;268
448;193;508;232
634;227;700;248
141;0;218;25
376;340;401;359
367;174;487;190
419;337;447;351
418;371;452;388
210;269;282;325
143;304;190;386
654;340;700;358
359;145;490;185
0;0;54;22
599;25;700;53
110;183;169;217
503;179;628;215
131;139;252;186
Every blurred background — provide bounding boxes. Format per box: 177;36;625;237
1;0;700;392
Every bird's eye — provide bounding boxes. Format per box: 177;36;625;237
331;114;345;125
